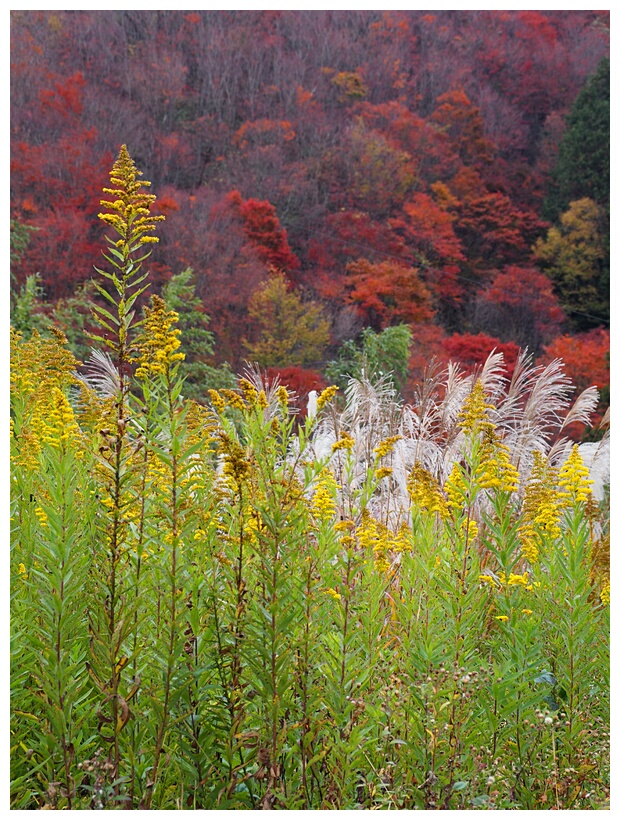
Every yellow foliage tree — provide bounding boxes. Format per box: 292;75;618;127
244;270;330;368
533;197;608;329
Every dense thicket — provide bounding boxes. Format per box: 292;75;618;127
10;10;609;413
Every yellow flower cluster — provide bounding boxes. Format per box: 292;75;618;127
239;378;258;405
518;452;563;564
458;380;495;436
479;574;499;588
479;570;539;593
246;509;265;546
220;389;247;412
98;144;165;249
316;385;338;412
600;582;610;607
373;435;402;459
11;328;84;467
12;426;42;472
445;462;468;509
558;445;593;504
135;295;185;380
356;511;411;573
184;399;218;452
39;387;82;448
275;385;289;409
10;327;78;398
332;431;355;453
375;467;393;480
208;389;226;413
460;518;479;542
408;464;448;518
357;513;390;573
498;571;530;587
311;468;338;523
219;433;252;492
477;430;519;494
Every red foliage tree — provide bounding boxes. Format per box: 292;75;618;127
226;190;300;275
430;87;495;168
155;188;268;368
308;210;407;301
454;193;548;273
542;328;609;434
475;265;565;351
11;126;111;297
358;100;460;188
442;332;520;379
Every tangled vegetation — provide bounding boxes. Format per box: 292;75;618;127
10;148;609;810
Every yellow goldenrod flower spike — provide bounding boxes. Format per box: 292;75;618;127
408;463;449;519
331;431;355;453
445;461;468;510
239;378;259;405
208;389;226;413
275;385;289;408
98;144;165;250
518;451;563;565
220;389;247;412
477;430;520;494
316;385;338;412
600;582;610;607
458;380;495;435
479;574;498;587
325;587;342;600
373;435;402;459
558;445;594;504
311;468;338;523
135;295;185;380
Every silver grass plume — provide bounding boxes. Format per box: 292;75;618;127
307;349;607;528
73;348;122;403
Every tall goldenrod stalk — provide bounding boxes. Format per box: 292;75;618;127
88;145;164;793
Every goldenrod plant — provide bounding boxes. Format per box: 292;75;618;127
10;147;609;809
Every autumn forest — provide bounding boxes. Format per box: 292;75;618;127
10;10;609;419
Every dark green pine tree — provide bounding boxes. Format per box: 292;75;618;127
542;57;609;329
162;268;235;402
544;57;609;222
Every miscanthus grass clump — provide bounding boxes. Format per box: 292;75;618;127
10;147;609;810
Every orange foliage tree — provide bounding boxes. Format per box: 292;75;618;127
344;258;435;330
